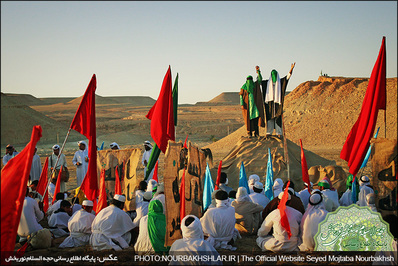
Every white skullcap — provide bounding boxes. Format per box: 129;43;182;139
278;191;291;201
82;200;93;206
143;191;153;201
52;144;60;150
113;194;126;203
78;140;87;146
254;181;263;190
309;193;322;205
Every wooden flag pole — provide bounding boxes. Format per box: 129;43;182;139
282;113;290;180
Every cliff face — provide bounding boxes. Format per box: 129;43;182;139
283;77;397;148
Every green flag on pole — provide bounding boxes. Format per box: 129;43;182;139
145;73;179;181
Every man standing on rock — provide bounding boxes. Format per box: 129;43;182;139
239;66;266;137
262;63;295;138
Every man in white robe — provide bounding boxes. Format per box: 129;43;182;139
318;180;340;212
357;175;375;206
249;181;270;208
3;144;19;166
47;192;67;218
142;141;154;179
248;174;260;194
272;178;284;198
132;191;151;228
339;178;353;206
59;200;95;248
48;144;68;192
299;192;328;251
90;194;134;251
17;187;44;243
297;182;313;210
200;190;240;250
256;192;303;252
72;141;89;187
170;215;221;265
48;200;72;238
30;147;42;182
110;142;120;150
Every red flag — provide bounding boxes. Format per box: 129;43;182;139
153;160;159;183
70;74;98;203
36;157;48;196
278;180;292;239
183;134;188;149
1;126;42;257
115;166;122;195
96;169;107;214
179;169;186;220
146;66;175;153
340;37;386;177
52;166;63;204
16;241;29;258
300;139;311;194
215;160;222;189
43;189;49;213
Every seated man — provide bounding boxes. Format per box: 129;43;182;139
71;197;82;214
357;175;375;207
232;187;264;235
47;192;67;218
318;180;340;212
17;187;44;244
90;194;134;251
132;191;152;228
272;178;284;198
257;191;303;252
59;200;95;248
135;180;148;211
200;190;240;250
219;172;233;195
134;199;169;255
249;181;270;208
48;200;72;238
29;180;43;202
169;215;221;265
298;192;328;251
297;182;313;210
248;174;260;194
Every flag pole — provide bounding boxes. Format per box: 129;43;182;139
42;128;72;199
384;110;387;138
282;113;290;180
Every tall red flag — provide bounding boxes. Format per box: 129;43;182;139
215;160;222;189
340;37;386;177
115;166;122;195
300;139;311;194
179;169;186;220
278;180;292;239
1;126;42;258
146;66;175;153
52;166;63;204
96;169;108;214
153;160;159;183
42;188;49;213
70;74;98;203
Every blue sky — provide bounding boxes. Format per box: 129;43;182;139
1;1;397;104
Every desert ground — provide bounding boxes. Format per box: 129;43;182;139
1;76;397;264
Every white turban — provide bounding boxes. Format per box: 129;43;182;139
113;194;126;202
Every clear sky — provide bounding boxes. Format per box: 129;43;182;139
1;1;397;104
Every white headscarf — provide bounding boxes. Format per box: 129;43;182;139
109;142;120;150
248;174;260;185
77;141;88;151
181;215;204;241
236;187;251;202
273;178;284;198
265;71;282;104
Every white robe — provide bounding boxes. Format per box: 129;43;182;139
2;151;19;165
298;188;311;210
142;149;154;179
257;206;302;252
48;153;67;192
59;209;95;248
90;205;134;251
339;189;353;206
132;201;149;228
298;201;328;251
169;216;221;265
17;197;44;238
357;184;374;207
134;215;155;255
249;192;270;208
200;200;240;250
30;154;42;182
47;199;62;218
72;204;82;214
72;149;89;187
321;189;340;212
48;211;70;238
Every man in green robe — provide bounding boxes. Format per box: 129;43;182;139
239;66;266;137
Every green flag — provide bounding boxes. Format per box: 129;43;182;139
145;73;179;181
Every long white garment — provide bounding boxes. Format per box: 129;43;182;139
30;154;42;182
357;185;374;206
17;197;44;237
48;153;67;192
90;205;134;251
256;206;303;252
273;178;284;198
72;204;82;214
132;201;149;228
47;199;62;217
2;151;19;165
200;200;240;250
59;209;95;248
134;215;155;255
142;149;154;179
249;192;270;208
321;189;340;212
298;189;311;210
72;149;89;187
298;201;328;251
48;211;70;238
169;215;221;265
339;189;353;206
135;190;145;210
